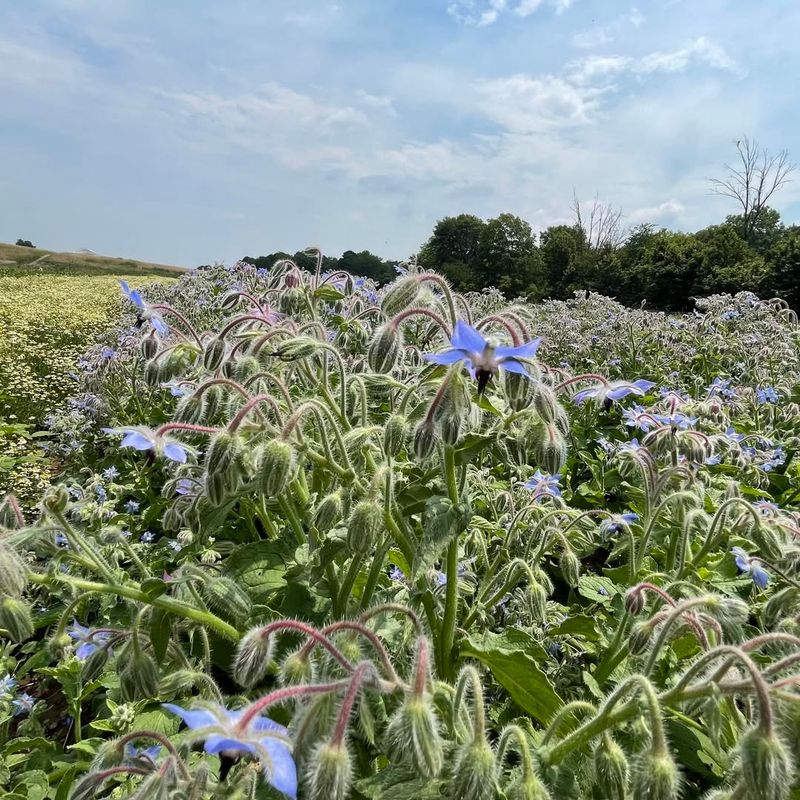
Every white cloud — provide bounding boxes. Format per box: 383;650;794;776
476;74;607;131
629;200;685;223
448;0;573;26
572;8;643;49
356;90;396;115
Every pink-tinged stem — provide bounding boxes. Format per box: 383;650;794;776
227;394;283;431
257;620;354;673
219;313;279;339
155;423;219;437
554;373;610;391
476;315;521;345
331;662;373;746
237;680;348;731
413;637;431;697
390;307;452;337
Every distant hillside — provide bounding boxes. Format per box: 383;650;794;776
0;242;187;279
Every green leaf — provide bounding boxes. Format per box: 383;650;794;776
577;575;618;605
454;433;494;466
357;765;445;799
462;632;563;724
223;541;288;602
140;577;168;600
313;284;345;302
550;614;600;641
412;496;472;577
149;607;172;664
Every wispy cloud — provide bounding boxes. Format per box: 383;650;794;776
572;8;644;49
447;0;573;27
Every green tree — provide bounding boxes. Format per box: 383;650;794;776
539;225;586;298
763;230;800;307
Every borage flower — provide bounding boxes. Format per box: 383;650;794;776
67;622;112;661
12;692;35;716
163;702;296;798
0;674;16;697
731;547;769;589
424;320;540;394
120;281;168;336
572;379;655;408
524;470;561;501
603;512;639;535
103;426;189;464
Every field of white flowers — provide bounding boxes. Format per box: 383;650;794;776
1;257;800;800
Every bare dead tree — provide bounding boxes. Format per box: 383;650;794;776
709;137;794;242
572;191;625;250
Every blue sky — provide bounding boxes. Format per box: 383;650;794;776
1;0;799;266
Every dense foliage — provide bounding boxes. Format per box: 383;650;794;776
2;258;800;799
0;265;170;504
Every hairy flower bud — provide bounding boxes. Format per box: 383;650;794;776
0;596;34;642
204;471;227;507
505;371;535;411
559;547;580;587
0;543;27;598
120;646;160;701
81;644;110;682
235;356;261;383
203;336;227;370
631;750;681;800
143;359;161;387
141;334;158;360
534;423;567;475
201;576;251;623
313;490;344;533
738;728;793;800
233;628;273;687
259;438;295;497
386;695;444;778
205;431;244;478
381;275;422;317
413;421;438;461
439;413;462;446
306;742;353;800
628;621;654;655
533;383;560;422
277;336;319;360
593;735;629;800
42;484;69;515
450;739;497;800
279;647;314;686
528;579;549;622
625;587;646;616
383;414;408;457
347;500;383;554
367;324;401;374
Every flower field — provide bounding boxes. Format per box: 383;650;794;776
1;258;800;799
0;264;173;503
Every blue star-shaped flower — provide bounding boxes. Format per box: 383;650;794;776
163;703;297;798
731;547;769;589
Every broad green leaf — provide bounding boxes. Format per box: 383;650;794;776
149;607;172;664
140;577;168;600
223;541;288;602
462;632;563;724
357;765;445;799
550;614;600;641
577;575;618;605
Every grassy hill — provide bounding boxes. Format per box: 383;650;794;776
0;241;187;278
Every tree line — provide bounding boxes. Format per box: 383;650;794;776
245;139;800;311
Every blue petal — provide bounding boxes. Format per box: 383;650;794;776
424;349;468;366
731;547;750;572
75;642;96;660
606;386;635;401
450;320;486;354
130;290;145;309
120;431;154;451
572;388;597;404
120;280;131;297
162;442;187;463
161;703;219;730
205;735;257;756
151;316;169;336
751;565;769;589
633;379;656;392
495;338;541;360
499;358;530;376
261;739;298;799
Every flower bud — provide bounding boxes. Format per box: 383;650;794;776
0;543;27;598
347;500;383;554
42;484;69;515
233;628;273;687
533;384;560;422
505;371;535;411
141;334;158;360
235;356;261;383
383;415;408;457
204;471;227;507
143;359;161;387
0;596;34;642
631;750;681;800
386;696;444;778
259;439;295;497
277;336;319;360
559;547;580;587
625;587;646;616
120;647;160;701
306;742;353;800
738;728;793;800
413;422;438;461
204;431;244;477
534;423;567;475
173;393;203;424
201;576;251;623
528;579;549;622
367;324;401;374
81;644;110;682
313;490;344;533
203;336;227;370
439;414;462;446
279;647;314;686
450;739;497;800
628;621;653;655
381;275;421;317
0;495;24;529
593;735;628;800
